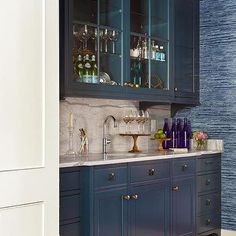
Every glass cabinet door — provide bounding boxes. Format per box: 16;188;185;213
72;0;123;86
128;0;169;91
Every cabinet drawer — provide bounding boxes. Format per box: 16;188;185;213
130;161;170;184
60;171;80;192
197;193;221;215
60;222;80;236
60;195;80;221
173;158;195;177
94;165;127;189
197;214;221;234
197;156;221;173
197;174;220;193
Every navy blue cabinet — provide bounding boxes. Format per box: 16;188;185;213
172;177;195;236
60;0;200;106
60;155;222;236
129;182;170;236
196;154;221;236
174;0;199;104
172;158;196;236
60;167;81;236
94;188;128;236
79;162;171;236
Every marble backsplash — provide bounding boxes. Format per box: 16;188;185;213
60;97;171;155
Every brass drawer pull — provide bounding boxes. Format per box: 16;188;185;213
172;186;180;191
148;169;155;176
205;160;214;165
206;179;211;185
182;164;188;171
108;172;115;181
131;194;138;200
123;195;131;201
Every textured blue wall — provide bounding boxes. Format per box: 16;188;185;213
178;0;236;230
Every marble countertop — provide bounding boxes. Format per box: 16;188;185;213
60;150;221;168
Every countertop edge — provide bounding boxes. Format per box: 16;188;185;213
59;150;222;168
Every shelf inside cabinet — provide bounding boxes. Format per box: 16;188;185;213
130;56;167;64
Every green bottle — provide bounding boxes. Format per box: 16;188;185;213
91;55;98;83
83;54;92;83
75;54;83;81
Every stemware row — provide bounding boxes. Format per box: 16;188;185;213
73;24;119;54
123;110;150;134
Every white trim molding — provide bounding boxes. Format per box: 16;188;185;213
222;229;236;236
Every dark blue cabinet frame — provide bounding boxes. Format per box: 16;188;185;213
59;0;199;110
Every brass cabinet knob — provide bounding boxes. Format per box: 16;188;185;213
131;194;138;200
182;164;188;171
123;195;131;201
206;219;211;225
108;172;115;181
206;179;211;185
174;87;178;91
206;199;211;206
172;186;180;191
148;169;155;176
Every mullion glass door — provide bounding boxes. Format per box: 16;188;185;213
150;0;169;91
99;0;123;86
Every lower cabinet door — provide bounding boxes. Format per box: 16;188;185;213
172;177;195;236
60;222;80;236
94;188;128;236
129;181;171;236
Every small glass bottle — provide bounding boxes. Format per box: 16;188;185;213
136;57;143;86
91;55;98;83
159;46;166;62
83;54;92;83
162;118;170;149
151;40;156;60
75;54;83;81
137;37;142;58
142;38;148;59
155;45;161;61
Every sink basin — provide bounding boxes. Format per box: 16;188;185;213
105;153;147;159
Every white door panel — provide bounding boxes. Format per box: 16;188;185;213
0;203;43;236
0;0;45;171
0;0;59;235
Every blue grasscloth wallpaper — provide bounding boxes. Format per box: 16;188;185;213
177;0;236;230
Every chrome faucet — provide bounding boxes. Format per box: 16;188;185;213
103;115;118;154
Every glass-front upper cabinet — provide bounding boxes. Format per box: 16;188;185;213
128;0;169;91
72;0;123;86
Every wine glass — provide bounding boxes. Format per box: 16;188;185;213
101;29;110;53
73;24;81;49
78;25;92;49
91;28;98;51
123;110;136;133
144;111;150;133
109;30;119;54
137;110;145;133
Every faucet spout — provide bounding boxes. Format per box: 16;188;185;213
104;115;118;128
103;115;118;154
